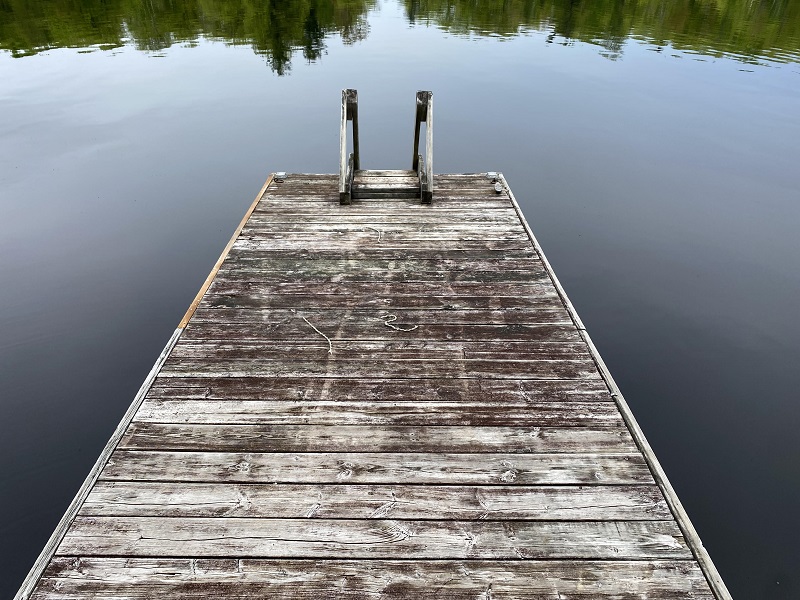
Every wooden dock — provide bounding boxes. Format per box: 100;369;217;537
15;169;732;599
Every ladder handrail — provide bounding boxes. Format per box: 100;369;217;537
338;89;433;204
412;90;433;204
339;89;359;205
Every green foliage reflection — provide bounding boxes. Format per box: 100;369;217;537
405;0;800;64
0;0;374;72
1;0;798;66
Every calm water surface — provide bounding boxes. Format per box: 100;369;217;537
1;0;799;597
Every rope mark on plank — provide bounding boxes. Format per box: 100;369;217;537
379;314;419;332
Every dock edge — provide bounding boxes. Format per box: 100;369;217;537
13;173;275;600
501;173;733;600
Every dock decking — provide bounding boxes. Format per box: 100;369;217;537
17;172;730;599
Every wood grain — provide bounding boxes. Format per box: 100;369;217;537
81;482;671;519
134;398;621;426
144;377;612;402
35;559;714;599
101;451;654;484
59;517;690;559
118;423;635;453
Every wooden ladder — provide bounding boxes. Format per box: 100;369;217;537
339;89;433;205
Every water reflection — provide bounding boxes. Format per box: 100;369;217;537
405;0;800;64
0;0;375;73
2;0;800;67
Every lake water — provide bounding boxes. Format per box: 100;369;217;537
1;0;799;597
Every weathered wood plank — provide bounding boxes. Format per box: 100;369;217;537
134;399;621;427
157;359;600;380
167;340;590;359
58;517;689;559
178;323;585;343
258;189;510;200
213;249;539;262
353;175;420;186
204;280;560;300
81;482;670;519
200;292;560;310
189;308;572;325
235;231;530;242
250;212;519;224
233;238;532;253
240;224;523;235
246;212;521;224
351;190;420;200
355;169;417;177
158;359;599;380
233;240;532;252
101;451;653;484
266;180;497;192
213;268;550;285
35;558;714;599
144;377;612;403
253;200;515;211
219;257;546;272
118;424;634;453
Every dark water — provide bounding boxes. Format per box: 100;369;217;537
1;0;799;597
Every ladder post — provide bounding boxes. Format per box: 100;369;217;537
413;91;434;204
339;89;359;204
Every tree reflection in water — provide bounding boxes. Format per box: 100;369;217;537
1;0;799;70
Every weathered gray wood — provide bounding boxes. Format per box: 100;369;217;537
253;199;513;210
351;171;421;199
351;191;421;200
355;169;416;177
144;377;612;403
118;424;634;453
252;206;519;217
35;559;714;599
81;482;670;519
156;359;601;380
205;280;560;299
59;517;689;559
218;257;546;270
134;398;620;426
101;451;654;484
353;176;426;186
246;212;521;224
167;340;589;358
234;232;532;246
218;251;540;264
189;307;572;325
201;289;559;309
213;267;550;285
232;237;533;251
178;322;586;344
158;361;600;381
